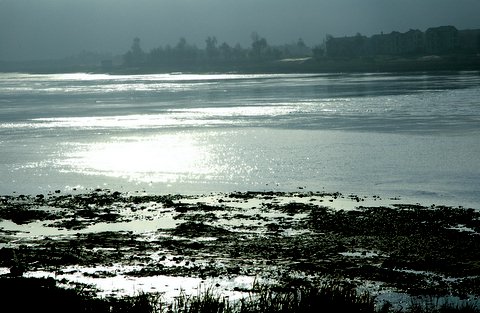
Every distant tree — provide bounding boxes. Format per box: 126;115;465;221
297;38;306;49
205;36;219;58
123;37;145;66
131;37;143;57
219;42;232;60
176;37;187;51
281;38;311;58
250;32;268;59
233;43;247;60
173;37;199;62
149;46;167;65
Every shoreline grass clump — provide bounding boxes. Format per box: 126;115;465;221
234;280;376;313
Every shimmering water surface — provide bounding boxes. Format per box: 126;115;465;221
1;71;479;207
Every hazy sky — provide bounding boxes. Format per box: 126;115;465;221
1;0;480;61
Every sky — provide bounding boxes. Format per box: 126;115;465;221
1;0;480;61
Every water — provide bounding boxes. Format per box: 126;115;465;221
1;71;479;208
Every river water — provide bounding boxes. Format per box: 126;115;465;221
1;71;479;208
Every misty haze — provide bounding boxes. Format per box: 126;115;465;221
1;0;480;61
1;1;480;313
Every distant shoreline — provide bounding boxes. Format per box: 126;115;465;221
2;54;480;75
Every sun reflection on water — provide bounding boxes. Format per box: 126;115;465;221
62;134;215;184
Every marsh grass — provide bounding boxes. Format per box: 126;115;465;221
1;276;478;313
405;299;480;313
168;287;234;313
229;279;375;313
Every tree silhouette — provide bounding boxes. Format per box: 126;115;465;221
205;36;219;58
123;37;145;66
250;32;268;59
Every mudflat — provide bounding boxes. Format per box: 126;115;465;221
1;189;479;306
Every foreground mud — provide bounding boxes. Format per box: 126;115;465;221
0;189;479;305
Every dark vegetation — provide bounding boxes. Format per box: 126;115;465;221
1;276;479;313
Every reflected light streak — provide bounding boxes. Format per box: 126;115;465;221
62;134;215;183
33;115;183;129
26;105;301;129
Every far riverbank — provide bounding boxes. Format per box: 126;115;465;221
2;53;480;75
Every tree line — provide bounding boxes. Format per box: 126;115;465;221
122;33;319;70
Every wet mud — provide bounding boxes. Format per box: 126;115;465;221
1;189;479;302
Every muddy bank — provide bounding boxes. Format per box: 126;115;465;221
0;189;479;305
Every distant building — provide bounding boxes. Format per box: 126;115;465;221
325;26;479;58
398;29;425;54
325;33;368;57
425;26;459;54
458;29;480;53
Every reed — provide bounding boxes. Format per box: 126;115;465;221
1;276;478;313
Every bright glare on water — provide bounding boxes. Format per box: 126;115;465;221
1;71;479;208
61;134;215;181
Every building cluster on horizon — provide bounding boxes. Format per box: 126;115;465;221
325;26;480;58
